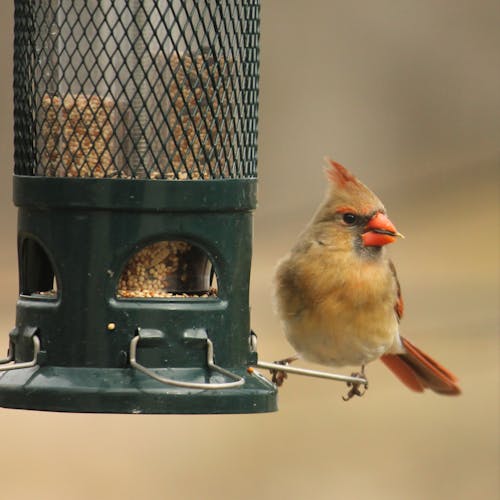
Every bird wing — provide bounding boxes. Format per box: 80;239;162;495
389;259;404;321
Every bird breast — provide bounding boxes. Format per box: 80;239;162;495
275;245;400;367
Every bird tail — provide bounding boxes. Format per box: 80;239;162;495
380;336;461;395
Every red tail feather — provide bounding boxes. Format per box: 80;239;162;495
381;337;461;395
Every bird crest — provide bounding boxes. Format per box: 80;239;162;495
324;157;362;188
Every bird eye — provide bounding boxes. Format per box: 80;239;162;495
342;213;358;225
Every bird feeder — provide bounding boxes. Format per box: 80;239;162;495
0;0;276;413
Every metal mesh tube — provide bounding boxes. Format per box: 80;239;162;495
13;0;260;179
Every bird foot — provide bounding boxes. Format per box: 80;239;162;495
342;369;368;401
270;355;299;387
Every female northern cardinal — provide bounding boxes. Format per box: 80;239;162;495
273;158;460;399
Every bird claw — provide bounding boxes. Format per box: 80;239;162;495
271;368;288;387
342;370;368;401
269;356;298;387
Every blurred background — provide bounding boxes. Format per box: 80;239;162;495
0;1;498;499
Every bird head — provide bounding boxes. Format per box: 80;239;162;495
313;158;404;250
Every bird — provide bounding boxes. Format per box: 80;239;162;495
272;158;460;400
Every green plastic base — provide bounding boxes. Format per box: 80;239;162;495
0;366;277;414
7;176;277;414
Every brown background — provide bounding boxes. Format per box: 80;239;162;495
0;2;498;499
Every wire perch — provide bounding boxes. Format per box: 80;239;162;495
251;360;368;386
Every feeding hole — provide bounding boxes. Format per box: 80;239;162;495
117;240;218;299
19;238;58;298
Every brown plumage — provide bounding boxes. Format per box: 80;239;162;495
274;158;460;397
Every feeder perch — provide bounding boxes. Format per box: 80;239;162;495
0;0;276;414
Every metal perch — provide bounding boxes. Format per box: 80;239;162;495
252;360;368;385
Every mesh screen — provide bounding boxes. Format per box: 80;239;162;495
13;0;259;179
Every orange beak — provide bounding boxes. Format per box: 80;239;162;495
362;213;404;247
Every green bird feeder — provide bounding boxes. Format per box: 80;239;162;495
0;0;277;414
